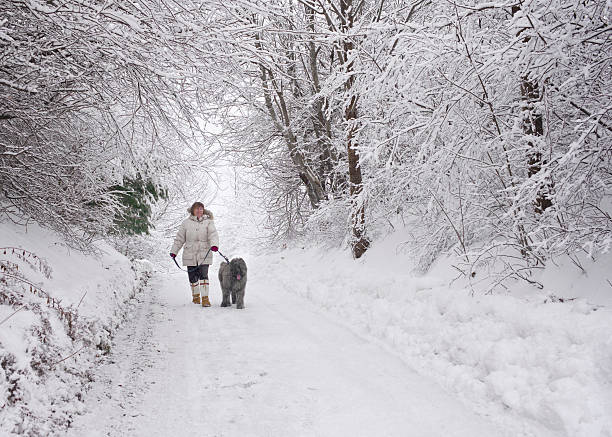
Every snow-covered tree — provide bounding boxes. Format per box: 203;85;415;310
0;0;215;247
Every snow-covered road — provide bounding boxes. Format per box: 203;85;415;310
66;268;511;437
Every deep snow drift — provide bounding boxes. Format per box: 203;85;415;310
0;222;152;435
258;233;612;437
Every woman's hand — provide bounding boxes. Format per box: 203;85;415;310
170;253;176;258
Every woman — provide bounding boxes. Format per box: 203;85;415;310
170;202;219;307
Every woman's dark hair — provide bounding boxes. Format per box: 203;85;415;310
189;202;205;216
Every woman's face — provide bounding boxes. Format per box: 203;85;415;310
195;205;204;218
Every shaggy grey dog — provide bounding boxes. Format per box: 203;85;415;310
218;258;247;309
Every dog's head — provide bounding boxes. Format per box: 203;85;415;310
230;258;247;281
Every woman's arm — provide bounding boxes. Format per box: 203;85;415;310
170;221;187;255
207;220;219;248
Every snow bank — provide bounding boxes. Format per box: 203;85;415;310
254;236;612;437
0;221;152;435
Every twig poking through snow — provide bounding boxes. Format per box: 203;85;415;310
52;345;87;367
76;291;87;308
0;305;24;326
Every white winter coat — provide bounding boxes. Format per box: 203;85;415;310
171;212;219;266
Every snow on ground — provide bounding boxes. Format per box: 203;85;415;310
0;221;152;435
256;233;612;437
66;266;531;437
2;219;611;436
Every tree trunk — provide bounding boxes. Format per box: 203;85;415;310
305;3;338;194
340;0;369;258
520;78;552;212
513;6;553;213
255;38;326;209
346;93;369;258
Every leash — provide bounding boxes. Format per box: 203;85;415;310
172;248;212;272
216;250;242;281
217;249;230;264
172;248;230;271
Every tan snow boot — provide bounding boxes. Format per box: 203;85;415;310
190;282;200;304
199;280;211;307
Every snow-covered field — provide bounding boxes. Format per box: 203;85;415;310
1;222;611;436
0;222;152;435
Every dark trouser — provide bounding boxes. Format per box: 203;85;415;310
187;264;209;283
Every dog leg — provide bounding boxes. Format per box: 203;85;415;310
231;289;236;305
221;287;231;307
236;290;245;309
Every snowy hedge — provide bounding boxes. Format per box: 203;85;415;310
0;222;153;435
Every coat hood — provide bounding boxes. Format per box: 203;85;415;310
187;207;214;220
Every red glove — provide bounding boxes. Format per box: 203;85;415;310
211;246;218;252
170;253;176;258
